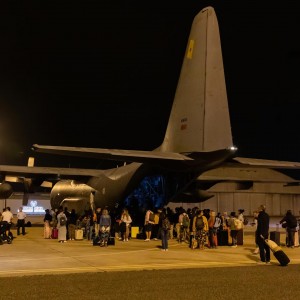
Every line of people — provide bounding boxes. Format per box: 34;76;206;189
144;206;246;251
43;206;134;245
41;204;300;259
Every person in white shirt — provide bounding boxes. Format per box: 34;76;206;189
119;208;132;242
238;209;245;225
2;207;14;237
144;209;155;241
17;207;27;235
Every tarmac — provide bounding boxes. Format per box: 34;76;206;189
1;220;299;278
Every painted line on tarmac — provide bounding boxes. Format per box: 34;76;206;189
1;258;300;277
0;261;248;276
0;259;275;277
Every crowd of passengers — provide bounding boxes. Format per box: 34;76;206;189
43;205;300;249
43;205;248;247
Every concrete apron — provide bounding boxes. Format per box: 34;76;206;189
0;223;299;278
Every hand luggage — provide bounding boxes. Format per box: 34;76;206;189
270;231;280;245
107;236;115;246
131;227;139;238
237;229;243;245
260;235;290;266
294;231;299;247
136;233;145;240
75;229;83;240
207;233;218;248
217;230;228;246
191;235;198;249
93;235;101;246
51;228;58;239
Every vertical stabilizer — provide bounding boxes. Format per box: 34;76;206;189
160;7;233;154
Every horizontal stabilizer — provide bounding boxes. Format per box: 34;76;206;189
198;166;300;183
233;157;300;169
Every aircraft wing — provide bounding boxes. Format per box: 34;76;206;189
32;144;300;169
31;144;300;172
0;165;104;178
0;165;103;196
32;144;193;162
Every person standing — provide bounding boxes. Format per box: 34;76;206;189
57;207;67;243
237;209;245;224
178;208;189;243
256;205;270;264
226;212;240;248
99;208;111;246
68;209;78;241
188;207;198;248
93;207;102;237
43;209;52;239
166;206;175;240
144;209;155;241
192;209;208;250
63;207;71;240
251;210;259;254
279;210;298;248
17;207;27;236
120;208;132;242
207;210;217;249
2;207;13;237
159;208;170;251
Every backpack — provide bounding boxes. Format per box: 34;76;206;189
195;216;204;230
59;215;66;226
243;217;249;226
233;218;242;230
213;216;222;228
162;217;170;231
182;215;190;228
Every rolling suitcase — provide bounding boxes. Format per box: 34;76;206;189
260;235;290;266
107;236;115;246
237;229;243;245
75;229;83;240
217;230;228;246
207;233;218;248
270;231;280;245
131;227;139;238
51;228;58;239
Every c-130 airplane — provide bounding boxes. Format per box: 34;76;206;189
1;6;300;214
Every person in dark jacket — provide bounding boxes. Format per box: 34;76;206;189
159;208;169;251
68;209;78;241
255;205;270;264
279;210;298;248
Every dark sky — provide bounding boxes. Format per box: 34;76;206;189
0;1;300;170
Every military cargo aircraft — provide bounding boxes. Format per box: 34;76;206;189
1;7;300;214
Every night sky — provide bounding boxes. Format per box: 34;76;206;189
0;1;300;173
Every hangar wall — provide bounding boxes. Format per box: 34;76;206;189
168;181;300;217
168;192;300;217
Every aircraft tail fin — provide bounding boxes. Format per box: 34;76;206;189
160;6;233;154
